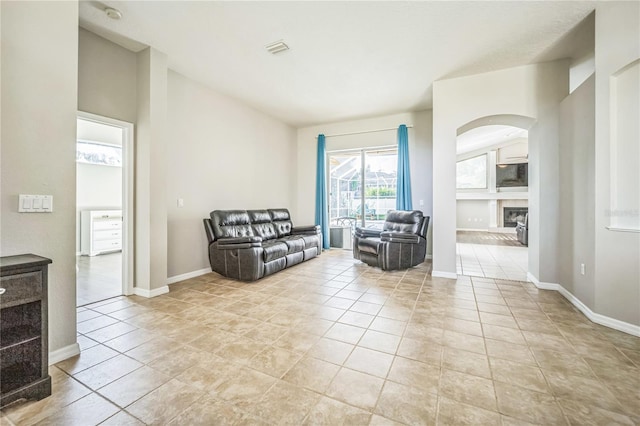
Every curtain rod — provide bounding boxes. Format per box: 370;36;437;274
316;125;413;139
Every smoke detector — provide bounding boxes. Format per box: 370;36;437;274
265;41;289;55
104;7;122;20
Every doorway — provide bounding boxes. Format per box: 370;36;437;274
76;112;134;306
328;147;398;230
455;125;529;281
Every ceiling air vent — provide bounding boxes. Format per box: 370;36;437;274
265;41;289;55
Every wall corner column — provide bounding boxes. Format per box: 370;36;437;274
135;47;168;296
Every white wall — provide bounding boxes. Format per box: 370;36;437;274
76;164;122;252
432;62;569;279
1;1;79;359
593;2;640;326
558;74;595;306
456;201;490;230
166;70;297;278
295;111;433;239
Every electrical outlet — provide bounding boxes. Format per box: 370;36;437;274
580;263;586;275
177;198;184;208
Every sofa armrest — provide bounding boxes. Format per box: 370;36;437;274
355;227;381;238
291;225;321;235
215;236;262;249
203;218;216;243
380;232;420;244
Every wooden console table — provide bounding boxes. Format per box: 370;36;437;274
0;254;52;408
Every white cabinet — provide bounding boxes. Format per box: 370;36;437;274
81;210;122;256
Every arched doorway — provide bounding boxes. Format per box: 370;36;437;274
456;123;529;281
454;114;537;282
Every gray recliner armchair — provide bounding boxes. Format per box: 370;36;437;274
353;210;430;270
516;213;528;246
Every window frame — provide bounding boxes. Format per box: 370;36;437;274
456;153;488;190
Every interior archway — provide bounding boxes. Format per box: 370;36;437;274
454;114;537;283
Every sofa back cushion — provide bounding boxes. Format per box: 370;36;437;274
268;208;293;237
210;210;255;239
248;209;277;240
383;210;423;235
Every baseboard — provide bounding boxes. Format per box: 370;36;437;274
425;254;433;260
432;270;458;279
526;273;559;290
134;285;169;298
166;268;210;285
49;342;80;365
528;273;640;337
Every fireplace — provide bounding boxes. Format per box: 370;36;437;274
503;207;528;228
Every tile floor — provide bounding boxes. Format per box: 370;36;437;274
77;253;122;306
457;241;528;282
3;249;640;425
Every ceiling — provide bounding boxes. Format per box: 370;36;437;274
79;1;596;127
456;125;527;156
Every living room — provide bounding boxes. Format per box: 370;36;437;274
1;1;639;424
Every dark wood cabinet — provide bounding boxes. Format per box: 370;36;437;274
0;254;52;408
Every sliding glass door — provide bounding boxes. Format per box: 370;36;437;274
329;148;397;229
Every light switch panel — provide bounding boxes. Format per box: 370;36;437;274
19;195;53;213
21;196;33;211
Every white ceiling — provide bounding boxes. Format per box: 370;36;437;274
79;1;596;127
456;125;527;155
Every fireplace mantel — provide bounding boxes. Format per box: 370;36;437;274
456;191;529;200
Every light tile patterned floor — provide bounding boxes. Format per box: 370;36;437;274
3;250;639;425
457;243;528;281
76;253;122;306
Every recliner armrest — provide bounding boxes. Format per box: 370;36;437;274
291;225;321;235
215;236;263;249
355;227;381;238
380;232;421;244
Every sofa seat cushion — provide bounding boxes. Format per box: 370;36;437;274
358;237;380;255
262;240;288;262
278;235;305;254
299;234;320;249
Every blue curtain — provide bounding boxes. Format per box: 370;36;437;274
396;124;413;210
315;134;330;249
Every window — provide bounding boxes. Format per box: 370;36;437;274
456;154;487;189
76;140;122;167
329;148;397;229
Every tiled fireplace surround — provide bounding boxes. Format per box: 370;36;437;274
1;250;639;425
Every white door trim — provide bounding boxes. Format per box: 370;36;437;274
77;111;135;296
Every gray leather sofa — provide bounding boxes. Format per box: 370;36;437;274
203;209;321;281
353;210;429;270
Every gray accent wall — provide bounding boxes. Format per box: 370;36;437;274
78;30;298;283
78;28;138;123
165;70;297;278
